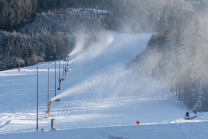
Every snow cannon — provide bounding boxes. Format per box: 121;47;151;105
184;112;191;120
57;78;61;90
184;112;198;120
47;99;52;106
47;99;52;115
58;78;62;83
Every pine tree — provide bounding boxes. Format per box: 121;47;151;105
31;0;37;18
22;42;28;65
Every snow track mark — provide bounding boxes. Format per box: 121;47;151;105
0;120;11;129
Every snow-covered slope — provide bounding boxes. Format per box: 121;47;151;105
0;31;208;138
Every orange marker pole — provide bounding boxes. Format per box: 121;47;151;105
136;121;140;125
48;106;50;115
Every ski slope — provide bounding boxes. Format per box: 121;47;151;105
1;31;208;139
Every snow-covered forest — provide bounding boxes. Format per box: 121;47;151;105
127;0;208;111
0;0;186;70
1;0;208;111
0;0;109;70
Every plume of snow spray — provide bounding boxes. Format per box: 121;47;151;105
69;31;86;56
52;31;166;101
52;64;167;101
69;30;114;62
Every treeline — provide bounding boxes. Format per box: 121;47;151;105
21;10;106;34
0;30;70;70
0;6;113;71
0;0;37;31
0;0;112;71
38;0;112;10
1;0;206;32
0;0;169;41
127;1;208;111
0;0;117;32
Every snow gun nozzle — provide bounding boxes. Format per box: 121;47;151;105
47;99;52;105
54;98;60;102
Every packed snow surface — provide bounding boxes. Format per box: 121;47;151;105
0;31;208;139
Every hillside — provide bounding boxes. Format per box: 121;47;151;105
0;31;208;138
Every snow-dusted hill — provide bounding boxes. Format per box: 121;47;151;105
0;31;208;139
